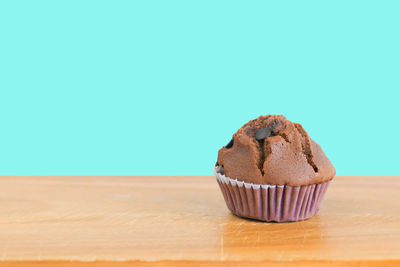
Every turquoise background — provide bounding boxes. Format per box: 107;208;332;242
0;1;399;176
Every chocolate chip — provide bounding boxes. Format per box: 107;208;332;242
271;119;277;129
218;165;225;174
225;138;234;149
255;128;272;140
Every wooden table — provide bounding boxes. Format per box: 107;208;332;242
0;176;399;266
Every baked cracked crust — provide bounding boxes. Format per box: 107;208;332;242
216;115;335;186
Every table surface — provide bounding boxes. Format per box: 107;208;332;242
0;176;399;266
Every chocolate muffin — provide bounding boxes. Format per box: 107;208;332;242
214;115;335;222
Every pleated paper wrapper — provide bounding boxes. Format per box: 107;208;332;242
214;168;330;222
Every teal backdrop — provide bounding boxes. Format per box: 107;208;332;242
0;1;399;176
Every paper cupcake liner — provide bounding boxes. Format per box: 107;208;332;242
213;168;330;222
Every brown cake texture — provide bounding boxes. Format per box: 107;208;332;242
216;115;335;186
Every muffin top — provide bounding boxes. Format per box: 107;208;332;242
216;115;335;186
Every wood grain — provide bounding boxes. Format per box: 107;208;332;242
0;176;399;266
